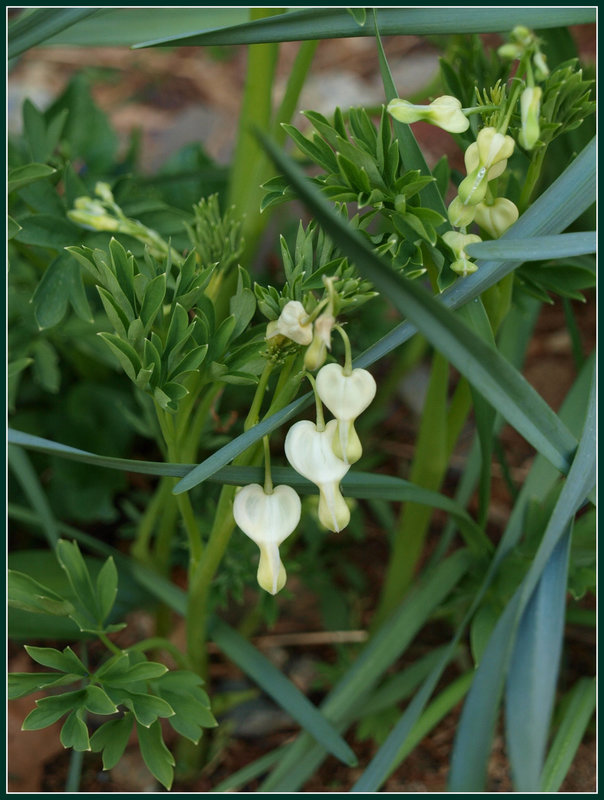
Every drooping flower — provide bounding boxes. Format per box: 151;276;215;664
388;96;470;133
457;127;515;207
284;419;350;532
315;363;376;464
233;483;301;594
266;300;313;345
474;197;519;238
442;231;482;277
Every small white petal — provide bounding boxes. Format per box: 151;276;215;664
316;363;376;423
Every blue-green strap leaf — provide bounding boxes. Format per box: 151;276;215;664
505;529;572;790
133;8;595;48
447;366;595;791
208;618;358;768
9;8;104;59
465;232;596;262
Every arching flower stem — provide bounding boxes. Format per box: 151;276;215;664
263;436;273;495
305;371;326;431
334;325;353;377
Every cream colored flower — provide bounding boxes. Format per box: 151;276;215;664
388;96;469;133
474;197;519;238
266;301;312;345
233;483;301;594
315;363;376;464
442;231;482;277
284;420;350;532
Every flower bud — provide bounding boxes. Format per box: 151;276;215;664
448;195;477;228
519;86;542;151
464;142;508;182
68;199;120;232
474;197;519;238
388;95;469;133
457;166;489;207
497;42;524;60
233;483;301;594
511;25;533;47
304;333;327;371
266;300;313;345
476;127;515;170
533;51;549;81
315;363;376;464
285;419;350;532
95;182;114;203
443;231;482;278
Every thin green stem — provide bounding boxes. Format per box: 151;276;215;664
244;361;274;431
334;324;353;375
305;371;325;430
263;436;273;494
128;638;190;670
65;737;84;791
183;382;225;463
518;145;547;213
131;477;172;564
156;405;204;570
99;632;122;656
228;8;280;253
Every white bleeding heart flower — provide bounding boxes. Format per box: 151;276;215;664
233;483;301;594
315;363;377;463
284;419;350;532
265;300;312;345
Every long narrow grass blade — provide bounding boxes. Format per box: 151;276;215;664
41;8;249;47
540;678;596;792
374;18;446;216
133;7;595;48
8;446;59;547
8;8;103;59
208;619;357;767
448;369;595;790
261;550;473;790
259;132;578;475
353;359;595;792
8;428;489;555
505;529;572;790
172;136;594;494
465;232;596;262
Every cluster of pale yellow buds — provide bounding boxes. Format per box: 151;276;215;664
446;127;518;265
235;324;376;595
387;95;470;133
498;25;550;82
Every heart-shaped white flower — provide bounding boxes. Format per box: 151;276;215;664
284;419;350;532
316;363;376;463
233;483;301;594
